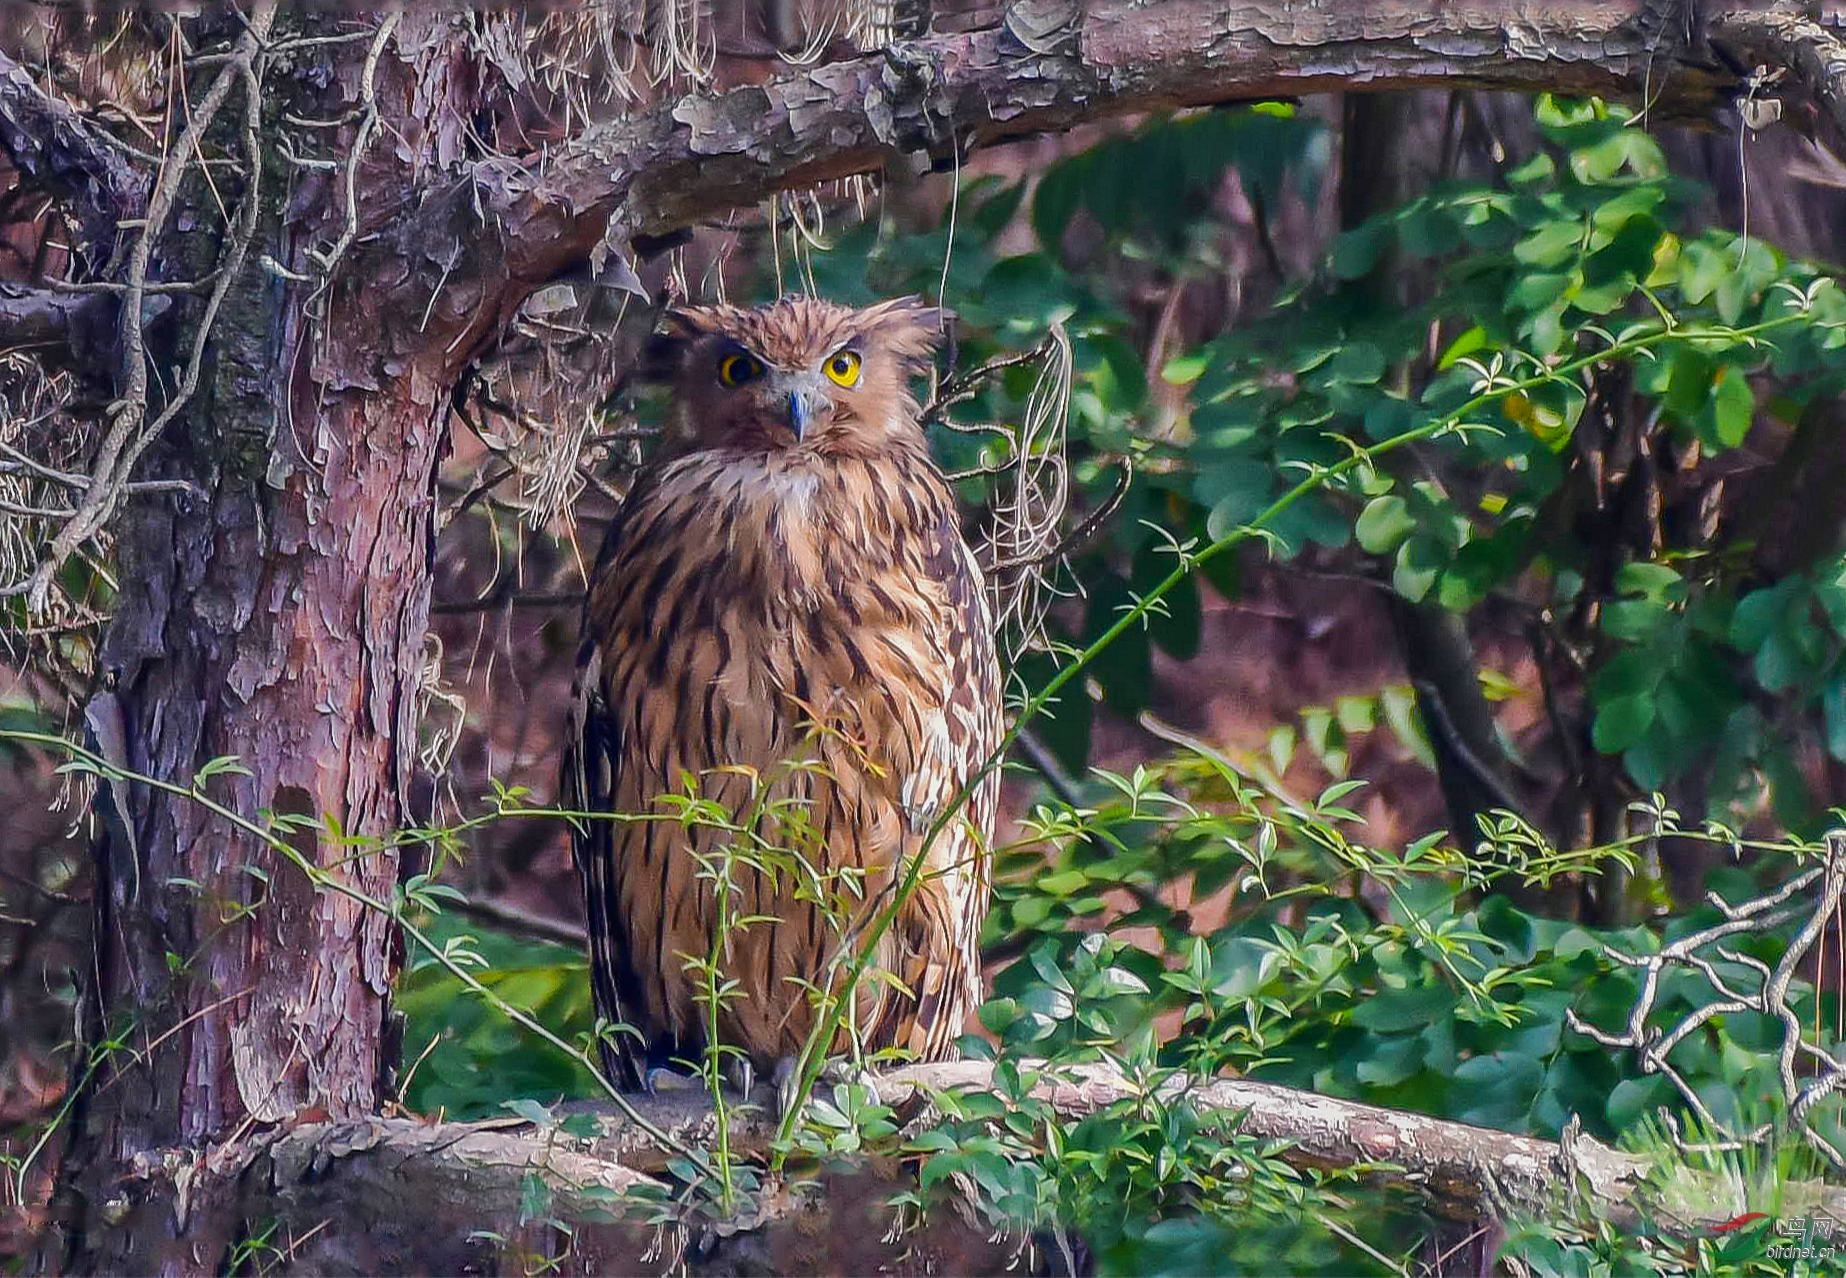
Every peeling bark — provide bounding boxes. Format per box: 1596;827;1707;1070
471;0;1748;298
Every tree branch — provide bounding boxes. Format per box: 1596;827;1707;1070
474;0;1739;290
0;47;148;264
1709;5;1846;153
159;1059;1844;1273
0;283;166;380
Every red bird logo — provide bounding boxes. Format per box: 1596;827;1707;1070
1711;1213;1771;1233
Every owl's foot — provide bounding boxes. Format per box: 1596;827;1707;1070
771;1056;884;1123
643;1065;696;1095
723;1054;755;1100
772;1057;801;1121
643;1061;755;1099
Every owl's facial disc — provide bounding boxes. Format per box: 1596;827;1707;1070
757;367;834;443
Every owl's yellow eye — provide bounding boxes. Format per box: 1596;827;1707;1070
824;350;862;387
717;352;763;387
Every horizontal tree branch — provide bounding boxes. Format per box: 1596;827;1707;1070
196;1059;1842;1273
1709;5;1846;152
442;893;588;947
477;0;1752;292
0;282;148;377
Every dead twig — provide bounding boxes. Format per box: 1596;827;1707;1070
14;0;277;612
1567;830;1846;1167
305;12;398;285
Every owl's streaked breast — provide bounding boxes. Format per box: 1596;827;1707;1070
577;438;998;1064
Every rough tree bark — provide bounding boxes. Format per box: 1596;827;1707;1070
49;13;539;1273
5;1;1837;1273
100;1060;1846;1274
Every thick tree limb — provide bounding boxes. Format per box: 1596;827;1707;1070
0;283;166;380
0;48;148;263
476;0;1744;289
174;1060;1846;1273
1710;6;1846;152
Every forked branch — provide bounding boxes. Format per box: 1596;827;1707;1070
1568;830;1846;1167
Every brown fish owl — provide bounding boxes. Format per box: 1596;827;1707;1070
564;295;1002;1099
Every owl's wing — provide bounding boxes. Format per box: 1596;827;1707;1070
562;642;649;1093
902;510;1005;838
884;508;1004;1060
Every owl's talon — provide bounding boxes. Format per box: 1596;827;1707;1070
724;1055;756;1099
821;1059;884;1109
770;1057;884;1123
772;1057;801;1122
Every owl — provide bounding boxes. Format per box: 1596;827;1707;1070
564;295;1002;1103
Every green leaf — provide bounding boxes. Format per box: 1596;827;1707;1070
1729;583;1792;653
1351;985;1455;1032
1613;562;1680;598
1568;127;1664;182
503;1097;554;1127
1512;219;1581;268
1355;495;1416;555
1031;156;1088;246
1825;679;1846;762
1330;223;1384;279
1705;365;1756;448
1601;598;1665;642
1325;342;1385;386
1592;693;1655;753
1678;239;1729;305
1160;350;1210;384
1436;325;1488;370
1507;271;1571;312
1393;537;1442;602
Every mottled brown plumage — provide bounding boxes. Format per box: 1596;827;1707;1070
564;295;1001;1092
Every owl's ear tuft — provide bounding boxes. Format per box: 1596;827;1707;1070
858;296;953;373
640;305;727;380
660;305;729;340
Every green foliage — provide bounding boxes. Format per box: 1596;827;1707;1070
908;1051;1380;1277
398;910;598;1118
745;97;1846;1267
988;751;1822;1138
921;746;1832;1274
809;94;1846;833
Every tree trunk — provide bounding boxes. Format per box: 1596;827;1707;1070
52;19;479;1273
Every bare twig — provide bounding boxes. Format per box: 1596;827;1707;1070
305;12;399;282
16;1;276;612
1567;831;1846;1166
1710;6;1846;154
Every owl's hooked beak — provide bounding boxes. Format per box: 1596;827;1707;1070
773;377;829;442
758;368;830;443
786;391;811;440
